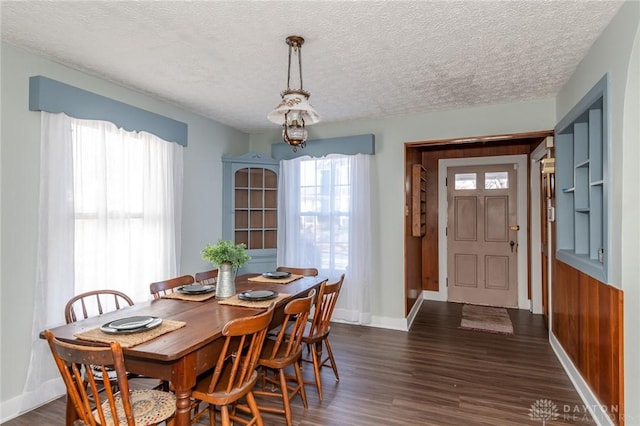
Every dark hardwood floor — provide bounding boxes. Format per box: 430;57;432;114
4;301;594;425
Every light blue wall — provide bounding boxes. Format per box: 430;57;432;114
0;43;249;418
555;1;640;422
251;97;557;326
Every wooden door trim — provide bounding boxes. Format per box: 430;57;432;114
406;130;554;148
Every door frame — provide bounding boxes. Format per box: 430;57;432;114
433;154;529;310
529;141;548;315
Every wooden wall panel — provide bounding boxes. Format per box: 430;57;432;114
404;148;423;315
553;260;624;425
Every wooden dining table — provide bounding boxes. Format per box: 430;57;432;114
43;273;327;426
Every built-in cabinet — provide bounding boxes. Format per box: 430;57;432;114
555;75;608;282
222;153;279;273
411;164;427;237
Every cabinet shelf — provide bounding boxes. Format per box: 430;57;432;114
555;75;608;283
411;164;427;237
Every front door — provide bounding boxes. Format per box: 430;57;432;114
447;164;518;307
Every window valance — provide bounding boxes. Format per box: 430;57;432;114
271;134;375;160
29;76;188;146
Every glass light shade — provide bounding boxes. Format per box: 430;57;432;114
267;90;320;125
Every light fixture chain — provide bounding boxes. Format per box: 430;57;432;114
297;44;303;90
286;42;293;90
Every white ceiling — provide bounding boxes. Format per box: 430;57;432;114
1;1;623;134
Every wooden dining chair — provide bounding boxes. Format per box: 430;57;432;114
190;304;275;426
299;274;344;401
44;329;176;426
64;289;134;324
149;274;195;299
64;289;164;394
194;268;218;285
276;266;319;276
253;289;315;426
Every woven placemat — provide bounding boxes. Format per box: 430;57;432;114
217;293;291;308
247;274;303;284
162;291;216;302
74;319;186;348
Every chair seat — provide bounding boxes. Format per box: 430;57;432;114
298;322;331;344
259;338;303;369
95;389;176;426
192;360;260;406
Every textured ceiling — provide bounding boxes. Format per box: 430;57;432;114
1;1;624;134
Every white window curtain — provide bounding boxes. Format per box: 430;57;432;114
20;112;183;411
277;153;372;324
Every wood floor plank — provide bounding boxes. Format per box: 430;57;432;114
4;301;593;425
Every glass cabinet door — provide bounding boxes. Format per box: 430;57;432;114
222;153;279;273
233;167;277;249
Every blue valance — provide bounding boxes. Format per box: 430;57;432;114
271;134;375;160
29;76;188;146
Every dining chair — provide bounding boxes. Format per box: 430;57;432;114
252;289;315;426
64;289;165;394
299;274;344;401
276;266;319;277
190;303;275;426
194;268;218;285
44;329;176;426
64;289;134;324
149;274;195;299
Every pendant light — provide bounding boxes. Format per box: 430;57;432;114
267;35;320;152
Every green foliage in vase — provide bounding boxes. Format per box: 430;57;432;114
201;239;250;268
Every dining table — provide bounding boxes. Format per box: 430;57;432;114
42;273;327;426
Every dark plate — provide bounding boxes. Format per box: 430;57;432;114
100;317;162;334
178;284;215;294
238;290;279;301
108;316;155;330
262;271;291;279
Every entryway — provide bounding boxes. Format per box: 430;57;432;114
403;131;553;318
439;155;528;309
446;163;519;307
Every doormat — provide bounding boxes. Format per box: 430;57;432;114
460;304;514;335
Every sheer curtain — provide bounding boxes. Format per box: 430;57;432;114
277;153;372;324
20;112;183;411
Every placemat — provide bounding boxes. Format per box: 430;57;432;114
217;293;291;308
162;291;216;302
74;319;186;348
247;274;303;284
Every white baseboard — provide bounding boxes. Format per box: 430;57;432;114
406;292;424;330
550;333;615;426
1;394;22;424
333;315;408;331
1;378;65;423
423;289;447;302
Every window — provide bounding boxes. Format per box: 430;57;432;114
454;173;477;190
71;117;183;302
485;171;509;189
278;153;372;324
298;157;351;271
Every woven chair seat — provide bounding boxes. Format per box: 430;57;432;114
95;389;176;426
